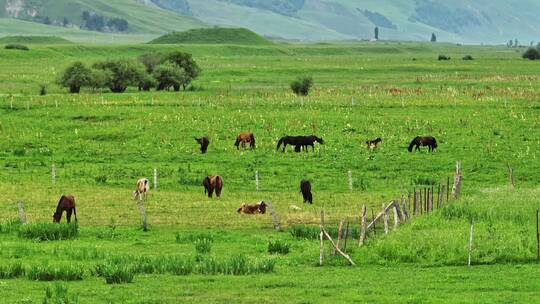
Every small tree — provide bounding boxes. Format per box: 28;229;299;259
138;53;162;74
153;63;185;91
58;62;93;93
522;48;540;60
162;51;200;90
290;76;313;96
93;59;146;93
374;27;379;40
430;33;437;42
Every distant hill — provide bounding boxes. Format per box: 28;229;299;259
0;35;72;44
149;28;271;45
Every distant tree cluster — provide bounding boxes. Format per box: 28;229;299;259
522;48;540;60
82;11;129;32
58;52;200;94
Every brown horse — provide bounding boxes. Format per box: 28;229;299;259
234;132;255;150
237;201;267;214
194;136;210;154
408;136;438;152
203;175;223;198
366;137;382;150
300;180;313;204
53;195;77;223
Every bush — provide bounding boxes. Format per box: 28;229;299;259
290;76;313;96
27;263;84;281
95;262;135;284
268;239;290;255
19;222;79;241
438;55;451;61
153;62;184;91
5;44;29;50
522;48;540;60
39;84;47;96
462;55;474;60
162;51;200;90
93;59;146;93
43;283;79;304
0;262;25;279
194;238;212;255
58;62;93;93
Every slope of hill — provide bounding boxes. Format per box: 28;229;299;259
150;0;540;44
0;35;72;44
149;28;271;45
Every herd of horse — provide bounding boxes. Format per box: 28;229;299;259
51;132;438;222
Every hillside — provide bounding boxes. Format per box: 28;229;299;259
0;35;72;44
150;0;540;44
149;28;271;45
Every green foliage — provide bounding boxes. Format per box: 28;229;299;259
194;238;212;255
0;262;25;279
95;262;135;284
176;232;214;243
290;76;313;96
27;263;84;281
19;223;79;241
93;59;146;93
57;62;93;93
42;283;79;304
462;55;474;60
438;54;450;60
268;239;290;255
149;28;271;45
0;218;22;234
39;84;47;96
522;48;540;60
5;44;29;51
161;51;200;90
153;62;184;91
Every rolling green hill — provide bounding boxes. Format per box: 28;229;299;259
0;35;72;44
149;27;271;45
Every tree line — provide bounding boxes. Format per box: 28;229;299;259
58;52;200;93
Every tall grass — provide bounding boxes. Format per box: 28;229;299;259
0;218;21;234
43;283;79;304
0;262;25;279
95;262;135;284
27;263;84;281
268;239;290;255
18;222;78;241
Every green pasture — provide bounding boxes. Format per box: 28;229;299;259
0;42;539;303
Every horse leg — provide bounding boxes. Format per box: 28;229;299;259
66;209;72;223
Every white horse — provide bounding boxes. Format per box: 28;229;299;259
133;178;149;201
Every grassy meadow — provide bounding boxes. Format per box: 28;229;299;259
0;41;539;303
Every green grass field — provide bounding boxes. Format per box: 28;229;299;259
0;41;539;303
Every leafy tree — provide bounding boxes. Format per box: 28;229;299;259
522;48;540;60
138;73;157;91
374;27;379;40
107;18;129;32
58;62;93;93
161;51;200;90
430;33;437;42
93;59;146;93
153;63;185;91
290;76;313;96
138;53;163;74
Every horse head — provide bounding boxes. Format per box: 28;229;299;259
316;136;324;144
258;201;267;214
53;212;61;223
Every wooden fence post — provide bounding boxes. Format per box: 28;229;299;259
17;201;27;225
438;185;444;209
333;219;344;255
255;171;259;192
452;161;462;199
392;203;399;230
267;201;280;231
359;205;367;247
507;164;515;190
468;218;474;267
413;190;418;215
382;203;389;235
536;209;539;261
371;208;376;235
447;176;450;202
348;170;353;192
343;221;350;253
153;168;158;191
137;199;148;231
319;210;325;266
402;200;409;220
51;163;56;185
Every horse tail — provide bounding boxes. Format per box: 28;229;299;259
408;137;418;152
215;176;223;197
277;137;284;150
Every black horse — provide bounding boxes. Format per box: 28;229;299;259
300;180;313;204
277;135;324;152
408;136;438;152
194;136;210;154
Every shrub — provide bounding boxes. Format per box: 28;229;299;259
27;263;84;281
138;52;162;74
39;84;47;96
5;44;29;50
194;238;212;255
58;62;93;93
0;262;25;279
462;55;474;60
95;262;135;284
438;55;450;61
162;51;200;90
175;232;214;243
522;48;540;60
19;222;79;241
93;59;146;93
43;283;79;304
268;239;290;255
153;62;184;91
290;76;313;96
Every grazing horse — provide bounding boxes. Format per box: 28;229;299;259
237;201;267;214
408;136;438;152
53;195;77;223
366;137;382;150
194;136;210;154
277;135;324;152
234;132;255;150
133;178;150;201
300;180;313;204
203;175;223;198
